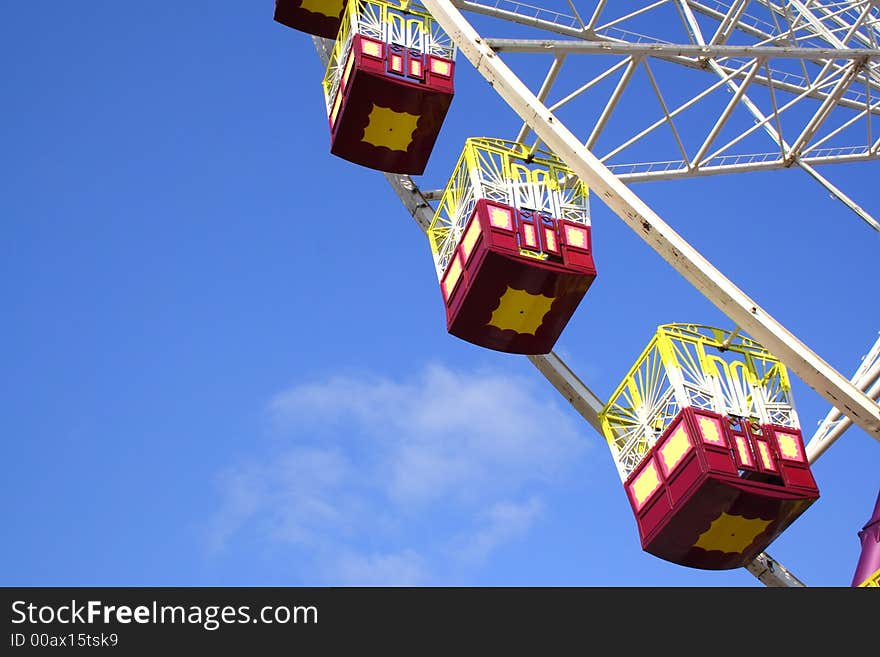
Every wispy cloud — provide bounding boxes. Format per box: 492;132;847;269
207;445;364;554
209;362;594;584
451;497;545;566
329;549;427;586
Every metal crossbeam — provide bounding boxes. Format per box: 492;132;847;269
482;38;880;60
807;332;880;461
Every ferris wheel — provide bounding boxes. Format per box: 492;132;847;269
272;0;880;587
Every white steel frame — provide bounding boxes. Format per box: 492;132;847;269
450;0;880;230
422;0;880;443
308;0;880;587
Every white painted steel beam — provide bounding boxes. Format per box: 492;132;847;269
642;60;691;164
807;376;880;462
586;0;608;31
527;352;603;429
460;1;880;114
460;1;880;63
691;59;765;165
807;334;880;461
607;151;877;182
585;56;640;150
675;0;708;46
515;55;565;144
422;0;880;441
797;162;880;231
708;0;752;47
598;58;760;163
453;0;585;35
744;552;808;587
787;62;864;160
802;99;880;155
546;58;631;113
483;38;880;116
790;0;865;49
481;38;880;62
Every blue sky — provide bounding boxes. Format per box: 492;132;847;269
2;2;878;587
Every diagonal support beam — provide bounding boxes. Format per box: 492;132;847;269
786;60;865;160
708;0;752;46
422;0;880;442
516;55;566;145
692;58;765;166
807;333;880;461
586;56;640;150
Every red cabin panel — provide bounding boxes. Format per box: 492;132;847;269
328;35;455;174
767;426;818;492
626;458;671;540
638;494;675;545
625;407;819;570
273;0;347;39
656;420;703;508
440;200;597;355
691;410;738;475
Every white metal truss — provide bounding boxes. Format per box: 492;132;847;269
422;0;880;443
447;0;880;230
314;33;808;584
306;3;880;586
807;331;880;460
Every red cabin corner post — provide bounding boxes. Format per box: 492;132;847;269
599;324;820;570
427;138;597;355
320;1;456;175
273;0;348;39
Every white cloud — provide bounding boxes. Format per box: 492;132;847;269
269;362;588;506
208;464;268;553
330;549;427;586
209;446;359;553
452;498;545;566
210;362;595;584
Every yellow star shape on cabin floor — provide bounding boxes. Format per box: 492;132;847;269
300;0;345;18
693;512;773;554
487;286;554;336
361;105;420;152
